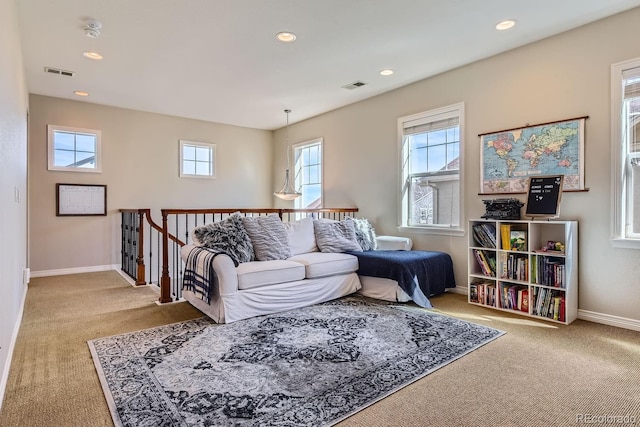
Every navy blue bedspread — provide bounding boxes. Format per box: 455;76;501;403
346;250;456;308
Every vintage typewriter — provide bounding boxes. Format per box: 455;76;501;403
481;198;524;220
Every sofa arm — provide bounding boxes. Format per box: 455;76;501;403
375;235;413;251
212;254;240;296
180;245;239;296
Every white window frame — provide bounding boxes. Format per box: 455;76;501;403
47;125;102;173
179;140;216;179
398;102;464;236
611;57;640;248
293;137;323;209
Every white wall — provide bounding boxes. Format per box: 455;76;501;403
28;96;274;272
0;0;29;408
275;7;640;324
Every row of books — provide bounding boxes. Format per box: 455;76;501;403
472;223;496;249
469;280;497;306
499;224;527;251
532;287;565;321
473;249;496;277
500;283;529;312
499;252;528;281
531;255;566;288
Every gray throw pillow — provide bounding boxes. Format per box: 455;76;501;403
191;214;254;266
346;217;377;251
313;219;363;253
241;214;292;261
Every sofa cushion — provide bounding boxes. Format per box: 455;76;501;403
241;214;292;261
346;217;377;251
236;260;306;290
283;217;318;255
313;219;362;253
191;213;254;266
287;252;359;279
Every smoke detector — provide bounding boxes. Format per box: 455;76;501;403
84;20;102;38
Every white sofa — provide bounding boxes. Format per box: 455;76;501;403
180;215;413;323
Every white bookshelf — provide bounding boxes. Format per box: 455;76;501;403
468;219;578;325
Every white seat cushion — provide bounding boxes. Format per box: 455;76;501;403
236;260;306;290
287;252;358;279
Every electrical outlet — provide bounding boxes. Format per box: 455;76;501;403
23;268;30;285
15;187;20;203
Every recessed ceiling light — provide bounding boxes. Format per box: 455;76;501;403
74;91;89;97
380;69;394;76
496;19;517;31
82;51;103;60
276;32;297;43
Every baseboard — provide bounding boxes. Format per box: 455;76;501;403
0;284;28;412
448;286;640;331
447;286;468;295
30;264;117;278
578;309;640;332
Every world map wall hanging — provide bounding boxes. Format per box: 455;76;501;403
479;116;587;194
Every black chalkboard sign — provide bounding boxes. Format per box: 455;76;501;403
525;175;563;218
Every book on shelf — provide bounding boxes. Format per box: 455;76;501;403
469;284;478;303
500;283;526;310
533;287;565;320
553;296;562;321
533;256;566;288
500;253;528;281
518;288;529;313
470;280;497;306
472;223;496;248
510;230;527;251
473;249;495;277
500;224;511;250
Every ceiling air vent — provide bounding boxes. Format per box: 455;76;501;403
341;80;367;90
44;67;75;77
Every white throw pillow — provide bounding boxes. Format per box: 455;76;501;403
283;217;318;255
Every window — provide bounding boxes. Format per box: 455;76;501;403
611;58;640;248
399;103;464;234
179;140;216;179
47;125;101;172
293;138;323;208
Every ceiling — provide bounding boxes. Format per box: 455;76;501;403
16;0;640;130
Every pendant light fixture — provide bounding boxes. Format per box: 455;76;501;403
274;109;302;200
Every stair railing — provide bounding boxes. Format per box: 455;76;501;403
121;208;358;304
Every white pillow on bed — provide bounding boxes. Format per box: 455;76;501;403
283;217;318;255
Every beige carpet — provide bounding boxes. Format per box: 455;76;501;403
1;271;639;426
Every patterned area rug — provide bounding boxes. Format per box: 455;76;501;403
89;296;504;426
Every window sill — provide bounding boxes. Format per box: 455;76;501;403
611;238;640;250
398;225;465;237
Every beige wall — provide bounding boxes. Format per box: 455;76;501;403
275;7;640;322
28;96;273;272
0;0;28;405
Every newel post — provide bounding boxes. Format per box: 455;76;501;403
159;209;173;303
135;210;146;286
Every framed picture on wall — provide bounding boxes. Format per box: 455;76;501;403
478;116;587;194
56;183;107;216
